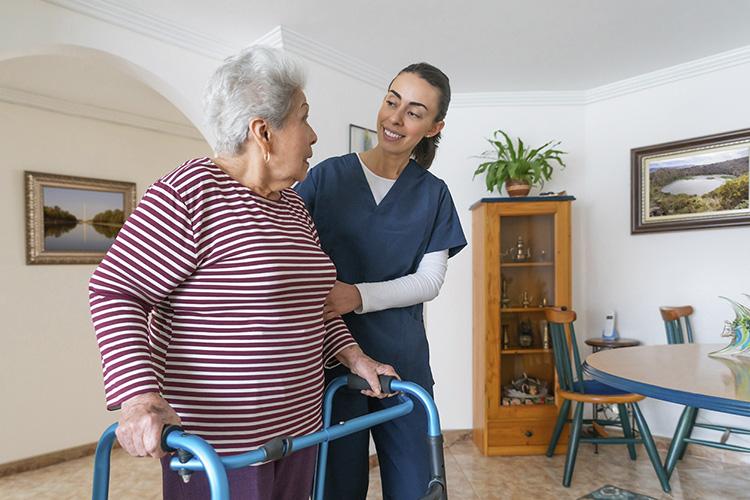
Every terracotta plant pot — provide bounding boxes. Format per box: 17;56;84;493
505;179;531;197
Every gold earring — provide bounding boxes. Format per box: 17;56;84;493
264;151;270;163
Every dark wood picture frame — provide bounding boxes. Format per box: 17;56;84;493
25;171;136;264
631;128;750;234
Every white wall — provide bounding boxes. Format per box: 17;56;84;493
582;62;750;442
0;100;211;463
428;104;586;428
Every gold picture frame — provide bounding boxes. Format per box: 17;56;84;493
25;171;136;264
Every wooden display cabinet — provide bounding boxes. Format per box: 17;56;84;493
471;197;574;456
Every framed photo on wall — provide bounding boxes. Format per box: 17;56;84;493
349;124;378;153
631;128;750;233
25;171;136;264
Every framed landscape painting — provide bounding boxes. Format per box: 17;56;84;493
631;129;750;233
349;124;378;153
25;171;136;264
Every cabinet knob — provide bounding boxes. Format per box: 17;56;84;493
524;430;533;438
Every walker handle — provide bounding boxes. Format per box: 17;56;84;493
346;374;397;394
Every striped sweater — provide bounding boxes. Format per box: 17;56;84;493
89;158;356;455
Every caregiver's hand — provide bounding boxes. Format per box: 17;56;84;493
336;345;399;398
323;280;362;320
116;393;181;458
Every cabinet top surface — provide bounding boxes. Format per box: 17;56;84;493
469;196;576;210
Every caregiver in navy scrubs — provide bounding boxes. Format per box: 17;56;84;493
296;62;466;500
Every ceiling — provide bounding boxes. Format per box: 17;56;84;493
122;0;750;92
4;1;750;130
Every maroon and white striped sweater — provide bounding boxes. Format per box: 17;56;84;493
89;158;356;455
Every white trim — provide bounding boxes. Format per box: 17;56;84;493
0;87;205;140
40;1;750;105
585;45;750;103
275;26;389;90
43;0;236;60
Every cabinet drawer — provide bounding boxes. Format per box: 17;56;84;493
488;419;556;447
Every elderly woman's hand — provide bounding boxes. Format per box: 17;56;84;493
323;281;362;320
335;345;399;399
116;393;181;458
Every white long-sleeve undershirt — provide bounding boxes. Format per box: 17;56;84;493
354;154;449;313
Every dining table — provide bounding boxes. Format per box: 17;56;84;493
583;343;750;477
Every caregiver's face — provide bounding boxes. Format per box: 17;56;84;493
376;72;443;155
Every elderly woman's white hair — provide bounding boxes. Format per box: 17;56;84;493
204;45;306;155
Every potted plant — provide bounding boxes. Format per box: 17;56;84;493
474;130;566;197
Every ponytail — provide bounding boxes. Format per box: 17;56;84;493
412;132;442;169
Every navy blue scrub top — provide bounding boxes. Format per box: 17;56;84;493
295;153;466;388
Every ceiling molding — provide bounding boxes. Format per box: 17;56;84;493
39;2;750;106
584;44;750;103
452;91;586;108
274;26;390;90
0;86;205;140
43;0;236;60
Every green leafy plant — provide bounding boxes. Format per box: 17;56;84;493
474;130;566;193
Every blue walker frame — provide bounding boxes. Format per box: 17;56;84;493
91;375;447;500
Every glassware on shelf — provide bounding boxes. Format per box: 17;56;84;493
501;275;512;308
502;324;510;349
518;320;534;347
542;321;550;349
521;290;532;308
502;235;532;262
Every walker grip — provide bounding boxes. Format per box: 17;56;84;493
161;425;184;453
346;374;396;394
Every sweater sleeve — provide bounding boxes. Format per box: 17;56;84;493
89;181;198;410
353;250;448;314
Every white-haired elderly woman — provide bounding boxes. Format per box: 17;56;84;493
89;46;397;499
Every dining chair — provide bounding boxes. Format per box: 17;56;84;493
546;308;670;493
660;306;750;478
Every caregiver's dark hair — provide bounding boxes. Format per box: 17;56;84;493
394;62;451;169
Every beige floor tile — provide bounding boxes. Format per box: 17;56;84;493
2;439;749;499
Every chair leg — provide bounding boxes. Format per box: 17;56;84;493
678;407;698;460
563;401;584;487
547;399;570;457
665;406;697;480
632;403;671;493
618;403;636;460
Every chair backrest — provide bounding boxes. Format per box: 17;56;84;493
545;308;585;393
659;306;695;344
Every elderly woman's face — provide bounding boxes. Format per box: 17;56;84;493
376;72;443;156
269;90;317;184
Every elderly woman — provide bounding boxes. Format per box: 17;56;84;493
89;46;396;500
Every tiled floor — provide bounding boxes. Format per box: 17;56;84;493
1;434;747;499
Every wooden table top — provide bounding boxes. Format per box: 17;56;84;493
584;344;750;417
584;337;641;348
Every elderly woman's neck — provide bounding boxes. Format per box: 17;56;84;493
213;154;282;201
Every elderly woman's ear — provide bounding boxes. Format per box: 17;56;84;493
247;117;272;160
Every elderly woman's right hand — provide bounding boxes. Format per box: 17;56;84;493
116;393;181;458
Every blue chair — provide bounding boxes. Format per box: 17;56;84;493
545;308;670;493
660;305;750;478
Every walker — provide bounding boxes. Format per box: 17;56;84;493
92;375;448;499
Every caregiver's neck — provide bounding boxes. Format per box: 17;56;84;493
360;147;411;180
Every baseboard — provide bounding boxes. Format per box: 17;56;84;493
0;442;99;478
